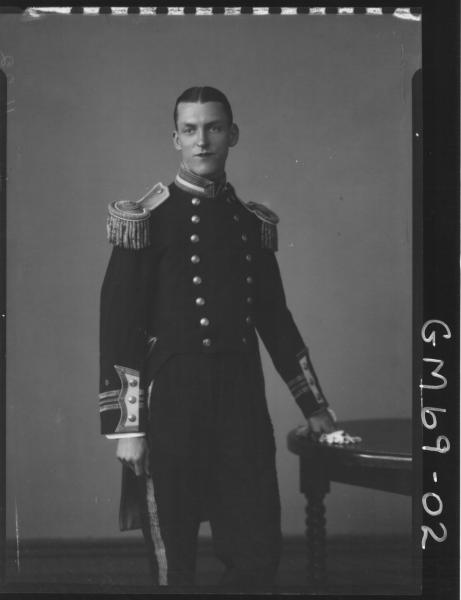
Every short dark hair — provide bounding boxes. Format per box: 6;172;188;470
173;86;233;128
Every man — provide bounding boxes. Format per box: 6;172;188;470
99;86;336;589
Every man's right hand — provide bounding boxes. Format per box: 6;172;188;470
116;436;150;476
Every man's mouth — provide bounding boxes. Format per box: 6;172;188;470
196;152;213;157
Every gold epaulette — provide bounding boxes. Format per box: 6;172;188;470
240;199;279;252
107;182;169;249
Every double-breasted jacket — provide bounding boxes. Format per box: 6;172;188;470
99;167;329;528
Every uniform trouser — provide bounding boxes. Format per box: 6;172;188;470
138;352;282;589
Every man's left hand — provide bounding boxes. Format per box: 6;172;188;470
307;408;336;434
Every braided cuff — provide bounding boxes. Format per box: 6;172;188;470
99;366;147;434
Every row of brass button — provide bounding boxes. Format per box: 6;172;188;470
189;196;254;348
190;198;210;347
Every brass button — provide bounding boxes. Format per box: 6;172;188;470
192;276;202;285
246;297;253;304
242;337;247;344
241;233;248;242
246;276;253;284
245;254;252;262
190;234;199;243
191;215;200;224
196;297;205;306
128;396;136;404
200;317;210;327
202;338;212;347
129;379;137;387
191;255;200;264
127;414;136;422
233;215;240;222
246;316;252;325
191;197;201;206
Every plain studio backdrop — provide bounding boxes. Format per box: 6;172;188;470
2;13;420;542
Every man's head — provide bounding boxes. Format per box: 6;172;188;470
173;86;239;180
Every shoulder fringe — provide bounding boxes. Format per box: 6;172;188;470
231;190;279;252
246;201;279;251
107;182;169;249
260;220;278;252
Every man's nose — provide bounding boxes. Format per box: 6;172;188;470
196;130;209;148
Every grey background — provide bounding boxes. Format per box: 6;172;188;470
2;13;420;540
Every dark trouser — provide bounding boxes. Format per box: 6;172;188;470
139;352;281;589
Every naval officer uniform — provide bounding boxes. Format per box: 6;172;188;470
99;164;329;587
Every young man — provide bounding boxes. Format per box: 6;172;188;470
99;86;335;589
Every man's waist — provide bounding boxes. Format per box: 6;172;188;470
143;334;258;385
145;329;257;355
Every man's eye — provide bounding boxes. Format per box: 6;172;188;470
210;126;222;132
183;128;194;134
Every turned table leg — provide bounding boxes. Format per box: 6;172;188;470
304;490;327;585
299;455;330;587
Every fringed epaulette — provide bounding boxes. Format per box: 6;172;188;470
240;200;279;252
226;185;279;251
107;182;169;249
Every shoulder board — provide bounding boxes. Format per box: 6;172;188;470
107;182;169;249
136;181;170;212
234;196;279;251
243;200;280;225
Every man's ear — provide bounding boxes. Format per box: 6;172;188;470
229;123;239;147
172;130;182;151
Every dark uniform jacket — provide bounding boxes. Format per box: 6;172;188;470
99;166;328;527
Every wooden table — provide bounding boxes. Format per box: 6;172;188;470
287;418;413;585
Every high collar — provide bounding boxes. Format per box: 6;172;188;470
174;163;227;198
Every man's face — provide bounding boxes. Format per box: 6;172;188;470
173;101;239;179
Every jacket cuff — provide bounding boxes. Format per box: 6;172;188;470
288;373;329;419
297;349;329;402
288;345;329;419
99;366;147;435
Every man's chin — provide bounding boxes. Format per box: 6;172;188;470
189;165;223;180
184;158;224;179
